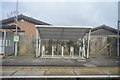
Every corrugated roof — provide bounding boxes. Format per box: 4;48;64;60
36;25;91;40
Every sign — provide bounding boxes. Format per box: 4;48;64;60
14;35;19;42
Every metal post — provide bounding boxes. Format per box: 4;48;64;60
117;21;120;57
72;47;74;58
70;46;74;57
87;29;91;58
52;46;54;57
3;30;6;56
118;1;120;58
83;38;86;57
42;46;45;57
62;46;64;57
36;28;38;57
79;47;81;57
15;42;18;56
82;47;84;58
70;46;72;56
38;38;41;57
15;0;18;57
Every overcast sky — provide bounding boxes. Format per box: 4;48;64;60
1;2;118;28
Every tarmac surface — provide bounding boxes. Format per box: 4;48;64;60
1;56;120;67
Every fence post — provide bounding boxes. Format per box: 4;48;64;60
36;28;39;57
83;38;86;57
3;30;6;56
38;38;41;57
52;46;54;57
87;29;91;58
62;46;64;57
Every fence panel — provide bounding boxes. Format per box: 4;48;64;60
18;35;36;56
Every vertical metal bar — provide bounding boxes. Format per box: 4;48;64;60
87;29;91;58
52;46;54;57
42;46;43;57
42;46;44;57
117;1;120;58
15;42;18;56
83;38;86;57
79;47;81;57
62;46;64;57
38;38;41;57
72;47;74;58
15;0;18;57
3;30;6;56
16;0;18;35
70;46;71;56
36;28;38;57
117;21;120;57
82;47;84;58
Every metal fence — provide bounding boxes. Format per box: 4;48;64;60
14;35;119;57
18;35;36;56
0;32;14;56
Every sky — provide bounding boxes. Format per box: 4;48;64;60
1;1;118;28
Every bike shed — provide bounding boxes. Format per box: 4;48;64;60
35;25;91;58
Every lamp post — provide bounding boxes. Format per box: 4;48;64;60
117;21;120;58
118;1;120;58
15;0;18;56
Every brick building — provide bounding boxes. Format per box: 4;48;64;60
0;14;51;56
1;14;51;36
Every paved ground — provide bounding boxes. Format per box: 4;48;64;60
1;56;120;67
0;56;119;78
1;66;119;76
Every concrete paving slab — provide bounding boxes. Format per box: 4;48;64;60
33;68;49;71
1;67;119;76
12;71;29;76
23;71;45;76
48;68;74;71
45;71;75;76
2;71;16;76
100;69;119;75
84;63;96;67
74;70;104;75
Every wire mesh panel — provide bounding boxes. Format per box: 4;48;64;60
40;39;82;57
54;42;62;56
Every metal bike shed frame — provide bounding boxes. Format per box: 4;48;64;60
35;25;91;58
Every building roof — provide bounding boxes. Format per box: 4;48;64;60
91;25;119;35
36;25;91;40
1;14;51;25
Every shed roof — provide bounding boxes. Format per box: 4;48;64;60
36;25;91;40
